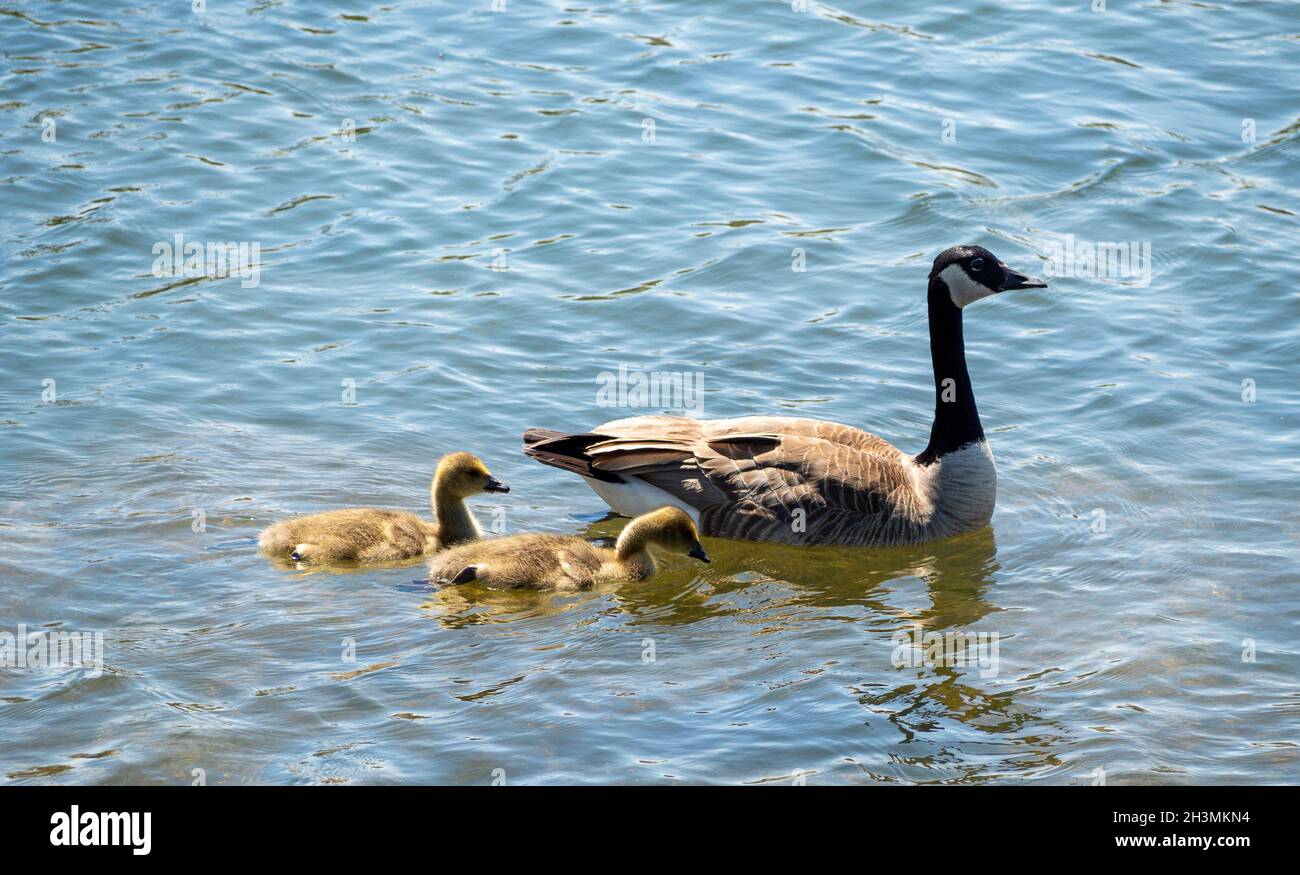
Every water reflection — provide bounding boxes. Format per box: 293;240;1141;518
414;519;1062;783
418;516;1002;632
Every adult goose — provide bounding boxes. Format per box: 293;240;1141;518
522;245;1045;547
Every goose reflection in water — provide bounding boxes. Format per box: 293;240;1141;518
418;521;1065;782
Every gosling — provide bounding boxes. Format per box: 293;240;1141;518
428;505;710;591
259;452;509;563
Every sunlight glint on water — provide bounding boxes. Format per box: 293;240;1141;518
0;1;1297;785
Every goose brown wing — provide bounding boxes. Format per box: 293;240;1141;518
571;417;920;545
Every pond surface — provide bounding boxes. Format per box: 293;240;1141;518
1;0;1297;784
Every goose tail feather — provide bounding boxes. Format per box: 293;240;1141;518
522;428;625;483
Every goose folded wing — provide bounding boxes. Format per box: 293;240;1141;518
586;433;913;542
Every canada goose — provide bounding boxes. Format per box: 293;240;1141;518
523;245;1046;547
427;506;710;591
259;452;509;563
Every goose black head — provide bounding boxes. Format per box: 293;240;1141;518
929;245;1046;309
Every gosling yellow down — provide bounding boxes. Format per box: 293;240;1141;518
428;506;710;591
259;452;509;563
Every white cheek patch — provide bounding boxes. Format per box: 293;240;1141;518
939;263;997;308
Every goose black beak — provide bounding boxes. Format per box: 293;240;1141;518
999;265;1047;291
484;476;510;494
688;546;710;563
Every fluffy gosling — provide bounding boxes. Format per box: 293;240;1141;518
428;505;710;591
259;452;508;563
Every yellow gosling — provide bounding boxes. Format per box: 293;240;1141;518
259;452;508;563
428;506;709;591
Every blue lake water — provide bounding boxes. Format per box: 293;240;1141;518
1;0;1297;784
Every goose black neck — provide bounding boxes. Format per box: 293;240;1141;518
915;279;984;466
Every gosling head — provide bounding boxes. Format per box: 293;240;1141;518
929;244;1046;310
641;506;710;563
435;452;509;498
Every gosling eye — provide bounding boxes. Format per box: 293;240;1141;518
970;257;985;270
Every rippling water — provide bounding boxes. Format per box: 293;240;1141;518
2;0;1298;785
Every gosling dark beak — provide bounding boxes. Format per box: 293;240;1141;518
999;264;1047;291
688;546;710;563
484;476;510;494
